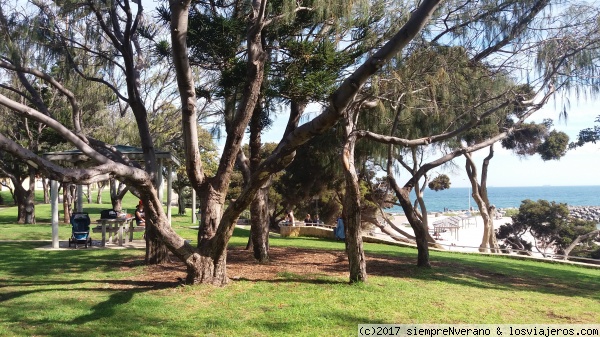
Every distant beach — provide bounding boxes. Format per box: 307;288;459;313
385;185;600;213
369;213;546;256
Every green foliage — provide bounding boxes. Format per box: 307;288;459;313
571;115;600;148
187;13;246;68
537;130;569;161
503;208;519;217
270;39;355;102
428;174;451;191
497;199;598;255
273;129;344;224
501;120;569;161
501;120;551;156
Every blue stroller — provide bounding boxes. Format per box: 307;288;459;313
69;212;92;248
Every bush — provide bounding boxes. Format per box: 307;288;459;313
503;208;519;217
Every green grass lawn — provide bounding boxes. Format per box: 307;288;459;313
0;191;599;336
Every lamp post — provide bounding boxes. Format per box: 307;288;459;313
464;179;471;212
468;185;471;211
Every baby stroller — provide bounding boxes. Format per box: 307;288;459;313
69;212;92;248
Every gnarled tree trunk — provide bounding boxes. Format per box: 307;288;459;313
342;113;367;283
465;146;500;253
62;183;73;224
15;186;35;224
250;186;270;262
193;185;229;285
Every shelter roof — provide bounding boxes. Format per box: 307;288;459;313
43;145;180;167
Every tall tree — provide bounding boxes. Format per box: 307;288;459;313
169;0;443;284
466;120;569;253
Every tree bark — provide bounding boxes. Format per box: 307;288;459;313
86;184;92;203
395;186;431;267
342;115;367;283
96;181;105;204
42;177;49;204
145;216;170;264
465;147;500;253
14;184;35;224
250;186;270;262
177;185;187;215
62;183;72;224
109;178;129;211
247;98;271;262
193;184;229;285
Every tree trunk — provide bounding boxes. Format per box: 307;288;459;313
342;127;367;283
62;183;72;224
13;169;36;224
394;186;431;267
145;217;170;264
177;185;186;215
109;178;127;211
112;198;123;212
42;177;49;204
246;95;270;262
86;184;92;203
250;186;269;262
465;148;500;253
15;186;35;224
96;181;106;204
562;229;600;259
190;185;230;285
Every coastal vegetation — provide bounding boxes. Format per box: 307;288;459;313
497;199;600;260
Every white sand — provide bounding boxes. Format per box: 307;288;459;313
370;213;513;253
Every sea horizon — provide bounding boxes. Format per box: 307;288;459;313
385;185;600;214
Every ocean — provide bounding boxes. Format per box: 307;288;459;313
385;185;600;213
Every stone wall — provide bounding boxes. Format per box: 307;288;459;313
279;225;335;239
569;206;600;222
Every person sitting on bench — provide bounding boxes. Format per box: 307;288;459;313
135;200;145;226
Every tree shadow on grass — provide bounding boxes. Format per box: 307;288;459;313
0;278;180;303
223;246;600;301
251;311;387;336
361;249;600;301
0;242;144;278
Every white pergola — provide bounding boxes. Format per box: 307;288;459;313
43;145;180;248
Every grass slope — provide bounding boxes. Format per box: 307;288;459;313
0;191;599;336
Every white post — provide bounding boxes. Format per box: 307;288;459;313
156;160;164;206
77;184;83;212
51;180;59;249
468;186;471;211
192;189;197;224
166;164;173;226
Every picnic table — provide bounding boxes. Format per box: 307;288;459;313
432;216;462;240
94;217;135;247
